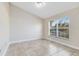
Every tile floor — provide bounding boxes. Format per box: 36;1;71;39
5;39;79;56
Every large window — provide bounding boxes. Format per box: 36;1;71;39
50;16;69;39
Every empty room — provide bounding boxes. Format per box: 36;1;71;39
0;2;79;56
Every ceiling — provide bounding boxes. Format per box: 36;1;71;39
11;2;79;19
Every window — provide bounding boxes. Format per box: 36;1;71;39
50;16;69;39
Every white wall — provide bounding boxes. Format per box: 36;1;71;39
43;7;79;50
0;3;10;55
10;5;43;43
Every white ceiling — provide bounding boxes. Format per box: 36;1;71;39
11;2;79;19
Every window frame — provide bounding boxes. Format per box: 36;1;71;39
49;16;69;40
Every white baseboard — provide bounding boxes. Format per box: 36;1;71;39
45;38;79;50
2;43;10;56
2;38;79;56
2;38;42;56
9;38;42;45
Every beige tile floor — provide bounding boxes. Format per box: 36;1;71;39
5;39;79;56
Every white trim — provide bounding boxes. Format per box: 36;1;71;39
2;43;10;56
2;38;42;56
45;37;79;50
9;38;42;45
